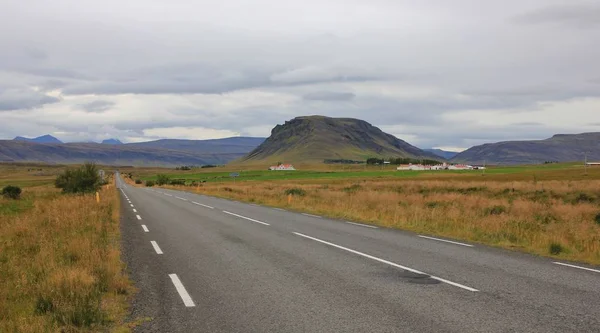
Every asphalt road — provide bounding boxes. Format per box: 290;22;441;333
116;175;600;333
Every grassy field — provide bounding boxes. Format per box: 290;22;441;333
128;162;600;265
0;166;132;332
126;162;596;183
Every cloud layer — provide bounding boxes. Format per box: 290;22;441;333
0;0;599;150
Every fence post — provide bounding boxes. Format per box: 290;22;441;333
96;191;100;203
288;194;292;204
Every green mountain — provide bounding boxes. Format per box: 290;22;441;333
241;116;440;164
451;133;600;165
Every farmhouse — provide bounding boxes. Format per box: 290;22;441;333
586;162;600;166
397;163;479;171
269;164;296;171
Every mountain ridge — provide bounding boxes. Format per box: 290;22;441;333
13;134;63;144
451;132;600;164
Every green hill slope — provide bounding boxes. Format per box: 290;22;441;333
241;116;440;164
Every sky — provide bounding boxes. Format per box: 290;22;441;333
1;0;599;151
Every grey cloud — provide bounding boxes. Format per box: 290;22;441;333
0;88;60;111
77;100;115;113
513;4;600;27
511;122;543;126
303;91;355;101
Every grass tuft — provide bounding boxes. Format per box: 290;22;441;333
549;243;564;255
285;188;306;196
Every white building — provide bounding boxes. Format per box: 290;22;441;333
269;164;296;171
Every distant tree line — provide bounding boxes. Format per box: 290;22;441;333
323;159;364;164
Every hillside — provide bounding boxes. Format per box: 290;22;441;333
13;134;63;144
451;132;600;165
241;116;440;164
0;137;264;166
424;148;459;160
128;137;264;154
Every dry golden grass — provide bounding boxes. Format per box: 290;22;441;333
165;176;600;265
0;176;132;332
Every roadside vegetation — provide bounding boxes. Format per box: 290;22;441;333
143;163;600;265
0;163;131;332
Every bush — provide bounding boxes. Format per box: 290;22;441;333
134;179;142;184
2;185;22;199
145;180;155;187
595;213;600;226
285;188;306;196
156;174;170;186
169;179;186;185
55;163;101;194
549;243;563;255
485;205;507;215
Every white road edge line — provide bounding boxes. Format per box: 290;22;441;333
136;214;142;220
293;232;478;292
169;274;196;307
346;221;378;229
418;235;474;248
142;225;149;232
192;201;214;209
553;262;600;273
130;204;134;207
175;196;188;201
223;211;270;226
151;241;163;254
274;208;286;211
302;213;322;218
133;209;137;213
165;194;173;197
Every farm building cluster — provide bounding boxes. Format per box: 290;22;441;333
269;164;296;171
397;163;484;171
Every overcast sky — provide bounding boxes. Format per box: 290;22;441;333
1;0;599;150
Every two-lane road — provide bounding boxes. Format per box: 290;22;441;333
116;175;600;332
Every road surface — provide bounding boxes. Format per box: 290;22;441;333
116;175;600;332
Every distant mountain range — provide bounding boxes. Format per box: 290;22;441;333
5;128;599;166
423;149;459;160
241;116;440;163
101;138;123;145
13;135;63;144
0;137;265;166
451;133;600;165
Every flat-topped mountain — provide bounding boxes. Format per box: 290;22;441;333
241;116;440;163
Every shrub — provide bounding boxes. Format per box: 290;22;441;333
55;163;101;194
145;180;155;187
595;213;600;226
549;243;563;255
485;205;507;215
156;174;170;186
2;185;22;199
134;179;142;184
169;179;186;185
285;188;306;196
